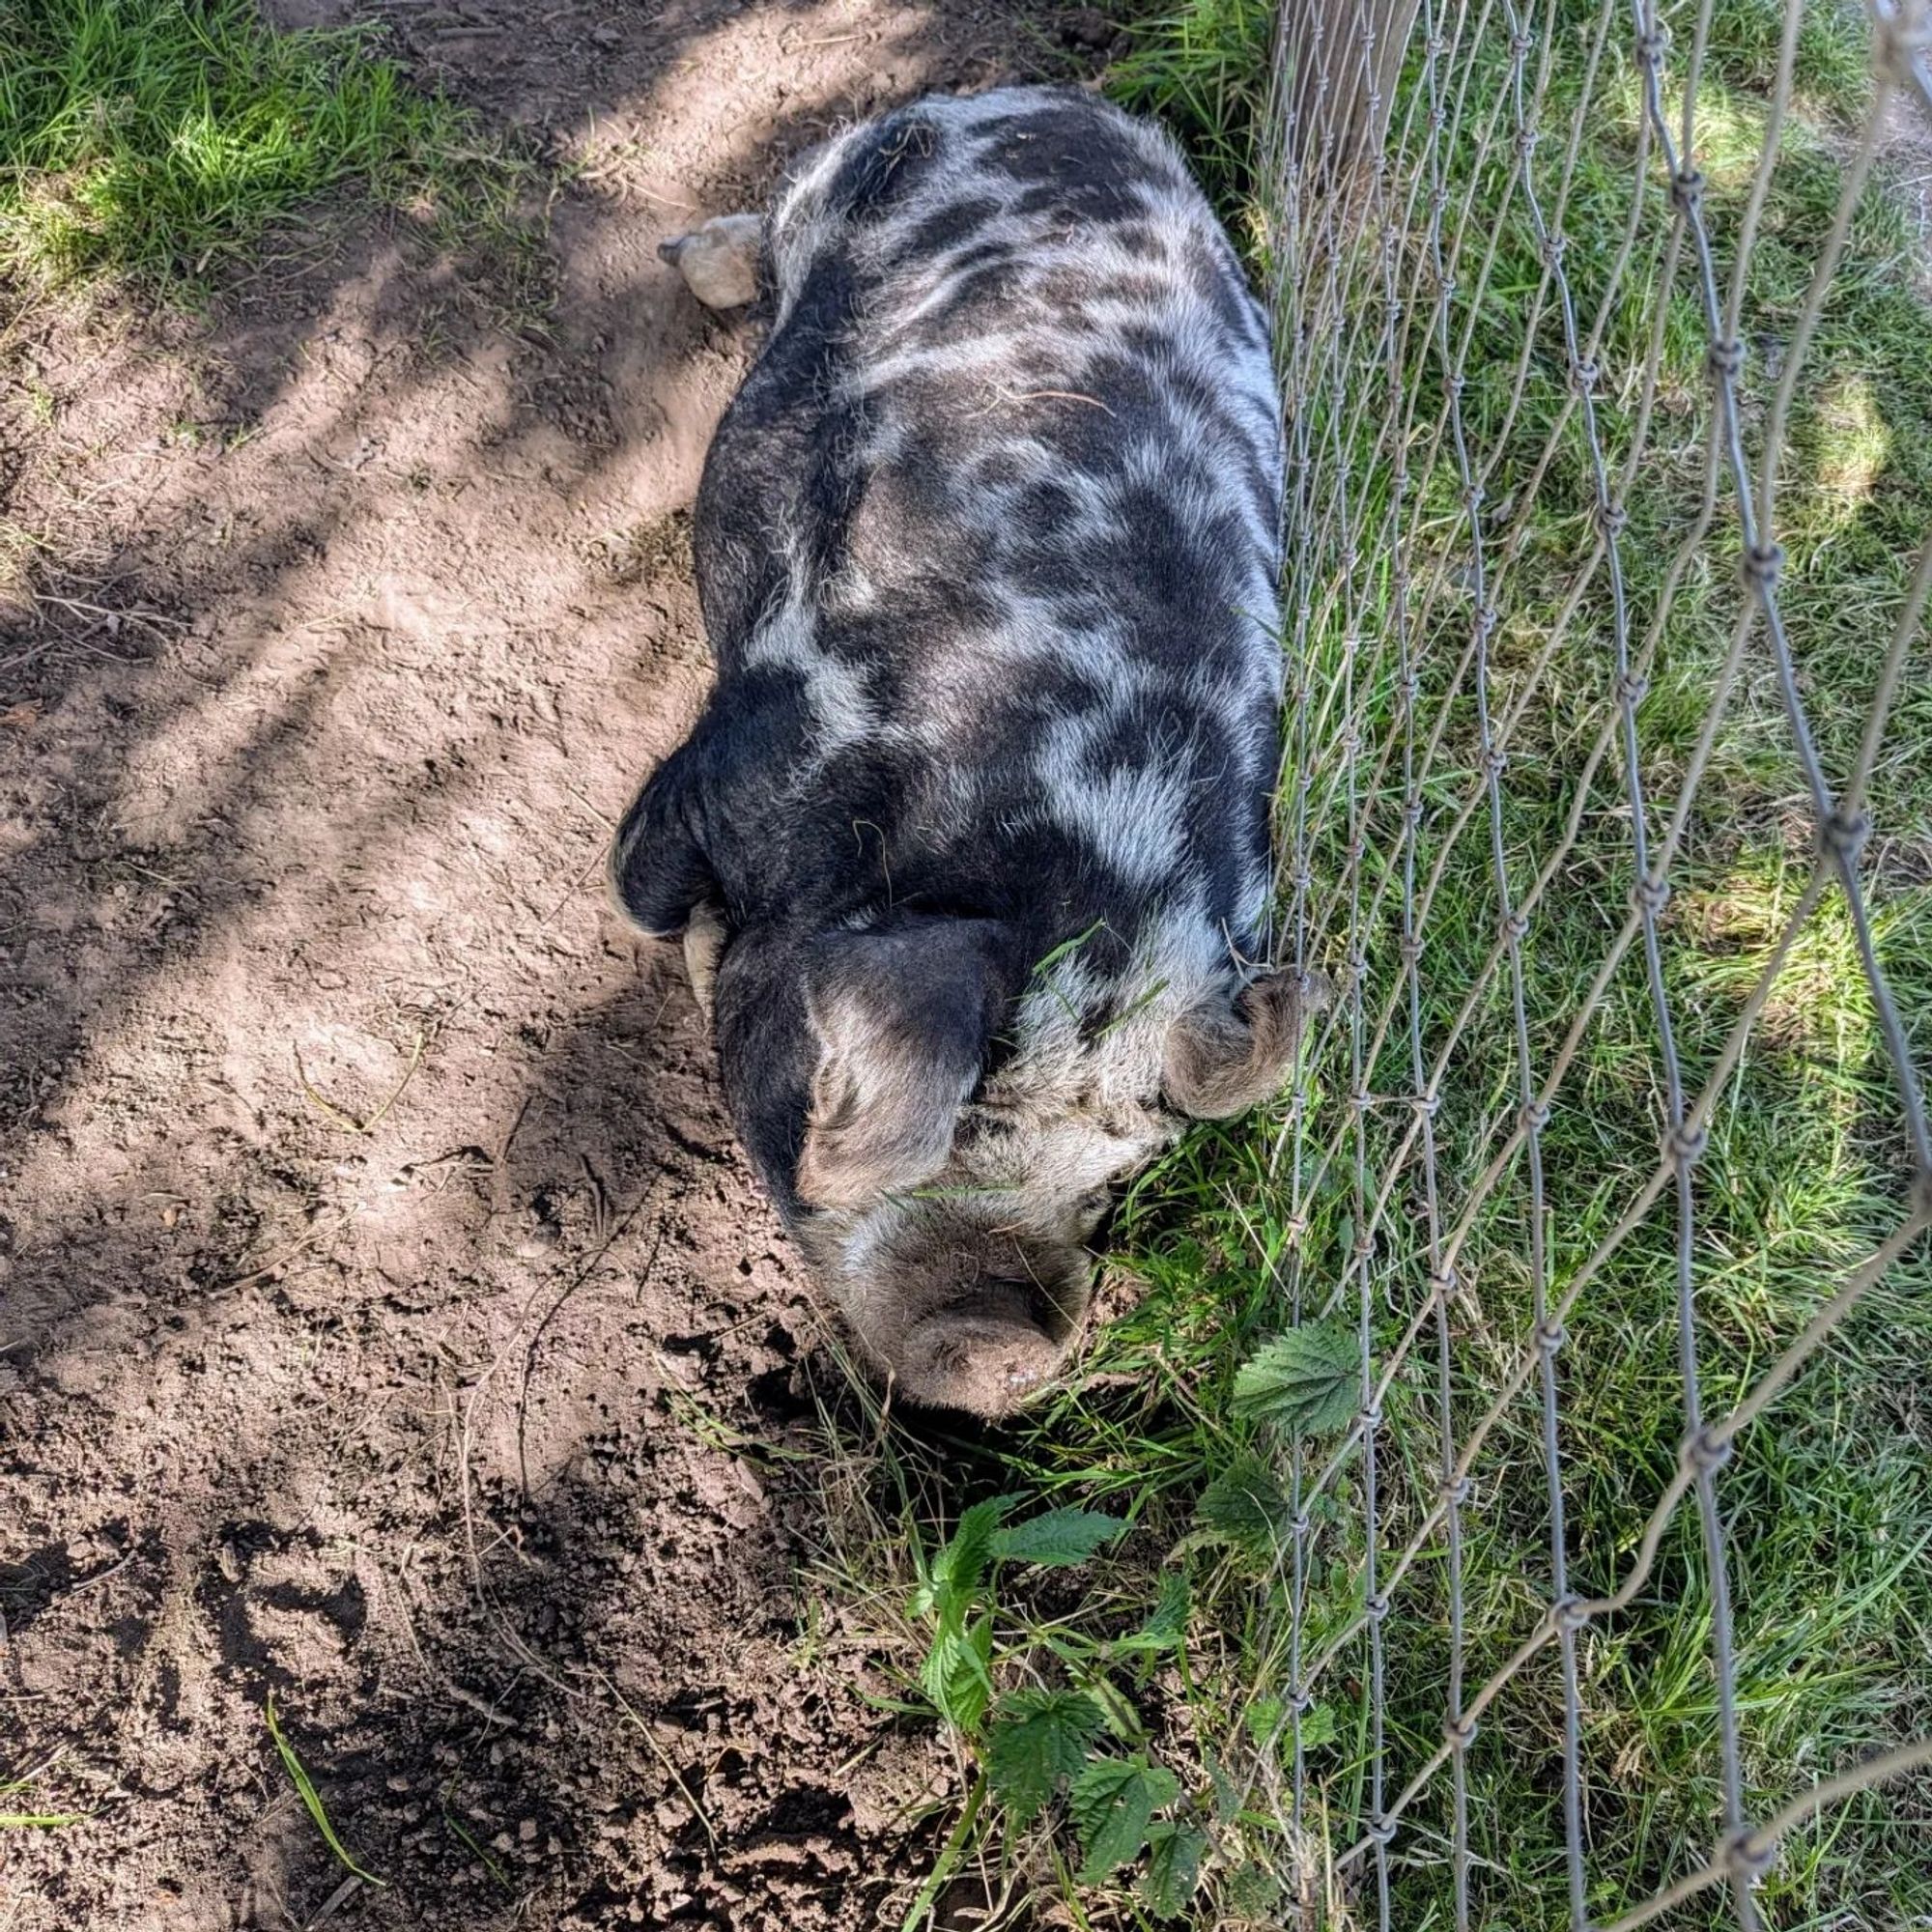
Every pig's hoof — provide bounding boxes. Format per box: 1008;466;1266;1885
898;1307;1072;1420
659;213;762;310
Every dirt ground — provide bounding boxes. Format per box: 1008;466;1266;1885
0;4;1122;1926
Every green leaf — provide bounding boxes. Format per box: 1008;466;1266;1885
989;1506;1126;1568
1194;1453;1293;1567
926;1495;1016;1613
265;1692;386;1889
1141;1821;1208;1918
921;1609;994;1735
1243;1695;1285;1750
1086;1674;1147;1744
1223;1860;1285;1918
1070;1756;1179;1883
1230;1322;1359;1434
1097;1573;1188;1663
1136;1577;1182;1638
1242;1696;1335;1755
984;1689;1105;1829
1296;1703;1338;1749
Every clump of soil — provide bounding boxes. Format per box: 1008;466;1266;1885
0;2;1109;1924
592;507;695;588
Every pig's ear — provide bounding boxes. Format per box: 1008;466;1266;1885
1163;967;1329;1119
796;918;1010;1210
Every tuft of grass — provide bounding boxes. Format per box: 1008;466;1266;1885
265;1690;386;1889
0;0;539;298
1105;0;1275;213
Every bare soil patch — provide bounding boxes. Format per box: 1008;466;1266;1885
0;4;1118;1925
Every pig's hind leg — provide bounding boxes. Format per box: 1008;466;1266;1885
680;903;726;1028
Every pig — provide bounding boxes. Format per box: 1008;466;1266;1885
611;84;1323;1417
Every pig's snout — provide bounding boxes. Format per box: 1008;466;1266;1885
803;1205;1094;1420
894;1269;1085;1419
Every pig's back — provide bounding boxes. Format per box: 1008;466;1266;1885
693;85;1285;954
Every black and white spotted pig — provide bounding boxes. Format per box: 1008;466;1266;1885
611;84;1323;1416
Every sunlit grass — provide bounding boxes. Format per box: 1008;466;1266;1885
0;0;537;298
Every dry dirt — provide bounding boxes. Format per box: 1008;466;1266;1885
0;4;1123;1926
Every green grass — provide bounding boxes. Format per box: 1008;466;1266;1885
0;0;537;298
266;1690;387;1889
797;0;1932;1926
0;1769;84;1832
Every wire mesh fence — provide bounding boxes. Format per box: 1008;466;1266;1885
1260;0;1932;1921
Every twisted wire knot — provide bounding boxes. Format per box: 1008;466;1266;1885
1721;1827;1776;1883
1820;807;1871;861
1683;1426;1733;1475
1670;167;1705;213
1706;335;1744;379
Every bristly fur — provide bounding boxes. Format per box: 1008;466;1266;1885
611;85;1322;1415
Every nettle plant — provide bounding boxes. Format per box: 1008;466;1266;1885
909;1495;1204;1916
904;1321;1360;1918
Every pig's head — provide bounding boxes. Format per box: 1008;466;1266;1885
713;912;1325;1418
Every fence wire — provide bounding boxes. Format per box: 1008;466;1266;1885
1260;0;1932;1920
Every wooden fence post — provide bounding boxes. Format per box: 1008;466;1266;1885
1275;0;1423;181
